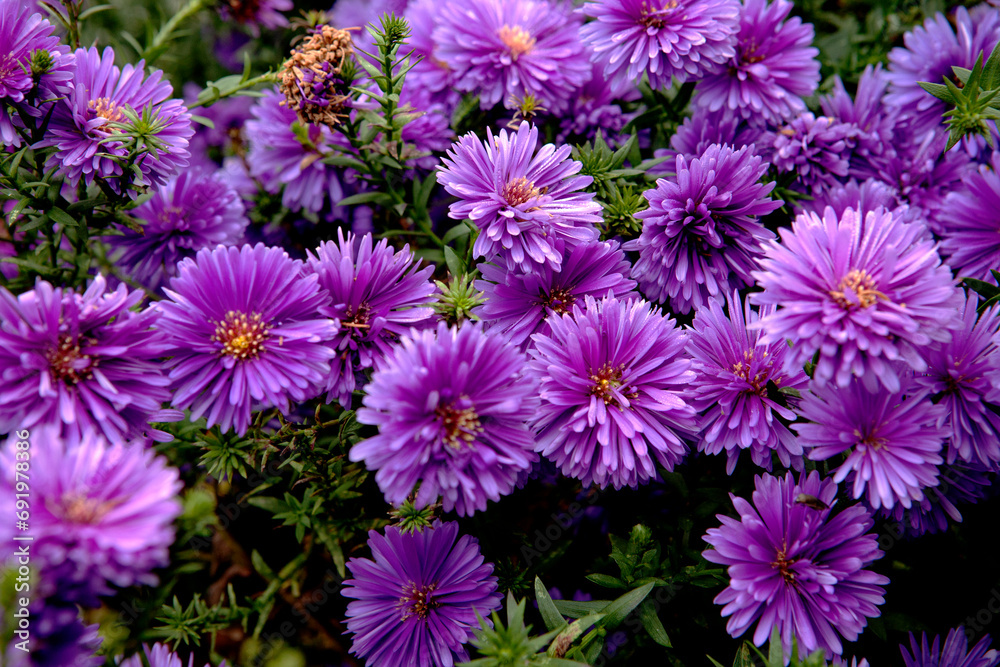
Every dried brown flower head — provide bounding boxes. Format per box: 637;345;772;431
279;25;354;127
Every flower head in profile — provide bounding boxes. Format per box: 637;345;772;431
580;0;740;90
693;0;820;123
527;294;698;489
819;65;898;178
304;230;437;408
767;112;852;189
655;107;763;166
353;322;539;516
702;471;889;659
437;122;600;273
342;521;502;666
796;178;910;224
156;244;339;436
878;460;993;538
0;276;173;442
795;378;946;511
119;643;223;667
939;153;1000;284
900;627;1000;667
474;239;636;350
687;291;806;474
110;168;249;293
434;0;590;112
752;206;959;392
626;142;781;313
38;47;192;194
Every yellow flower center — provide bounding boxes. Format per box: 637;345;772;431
829;269;884;310
498;25;536;60
501;176;541;206
211;311;270;361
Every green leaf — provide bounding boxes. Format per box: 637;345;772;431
598;582;654;629
551;599;610;618
732;643;756;667
336;191;397;208
443;244;464;278
534;577;568;632
639;599;671;647
585;573;626;589
246;496;291;515
919;81;956;104
707;657;727;667
78;4;114;19
768;625;783;667
47;207;78;229
190;115;215;129
441;222;472;245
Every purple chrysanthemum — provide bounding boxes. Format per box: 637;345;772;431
119;643;222;667
38;47;192;194
353;322;538;515
437;122;601;273
245;88;348;214
526;294;698;489
474;239;636;350
434;0;590;111
766;112;852;189
625;142;781;313
702;471;889;658
557;63;639;145
399;87;454;171
0;2;74;146
342;521;502;666
939;153;1000;283
403;0;460;109
794;378;946;511
0;428;181;606
304;230;437;408
901;628;1000;667
915;296;1000;468
796;178;909;223
109;168;249;293
2;598;102;667
156;244;339;435
878;460;993;538
218;0;292;35
819;65;898;179
886;6;1000;138
579;0;739;90
653;107;763;169
752;206;960;392
693;0;820;123
687;291;806;474
0;276;173;442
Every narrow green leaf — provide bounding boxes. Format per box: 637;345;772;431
585;573;626;589
443;245;464;278
639;599;671;647
47;207;78;228
551;599;611;618
190;115;215;129
336;191;396;207
768;625;783;667
598;582;654;629
919;81;957;104
535;577;568;632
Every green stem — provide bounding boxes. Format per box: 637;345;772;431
188;72;278;110
59;0;81;49
142;0;211;64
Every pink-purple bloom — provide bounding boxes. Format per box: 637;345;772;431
819;65;899;179
218;0;292;35
900;627;1000;667
527;294;698;489
766;111;853;189
156;244;339;435
119;643;222;667
939;152;1000;283
353;322;539;516
702;471;889;658
342;521;502;666
878;460;994;538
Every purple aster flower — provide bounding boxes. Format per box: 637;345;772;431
693;0;820;123
403;0;460;109
886;6;1000;139
0;2;74;146
939;153;1000;283
342;521;502;666
182;82;255;159
579;0;740;90
332;0;408;59
557;63;639;145
434;0;590;112
752;206;960;392
156;244;339;436
653;107;763;170
399;87;454;171
437;122;601;273
304;230;437;408
526;294;698;489
625;142;781;313
38;47;193;194
795;178;911;224
878;460;993;538
794;378;946;511
819;65;899;179
218;0;292;35
474;239;636;350
119;643;222;667
702;471;889;658
901;628;1000;667
353;322;539;515
0;428;181;606
687;291;807;474
245;88;347;214
915;296;1000;468
0;276;173;442
766;112;852;189
2;598;102;667
109;168;249;293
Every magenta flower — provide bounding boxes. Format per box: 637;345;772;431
900;627;1000;667
939;152;1000;283
766;111;853;189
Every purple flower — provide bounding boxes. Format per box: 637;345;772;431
0;428;181;606
119;643;222;667
403;0;460;109
437;122;600;273
626;142;781;313
38;47;193;194
794;378;946;511
687;291;806;474
330;0;408;59
819;65;898;178
886;6;1000;138
218;0;292;35
901;627;1000;667
342;521;502;666
795;178;910;223
304;230;437;408
399;87;454;171
434;0;590;111
939;152;1000;283
109;168;249;293
0;276;173;442
752;206;960;392
353;322;538;516
245;88;347;214
878;460;993;538
2;598;102;667
916;296;1000;468
693;0;820;123
766;112;852;189
653;107;763;169
527;294;698;489
0;2;74;146
702;471;889;658
156;244;339;436
474;239;636;350
579;0;739;90
557;63;639;145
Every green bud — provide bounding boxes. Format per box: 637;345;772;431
29;49;54;78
